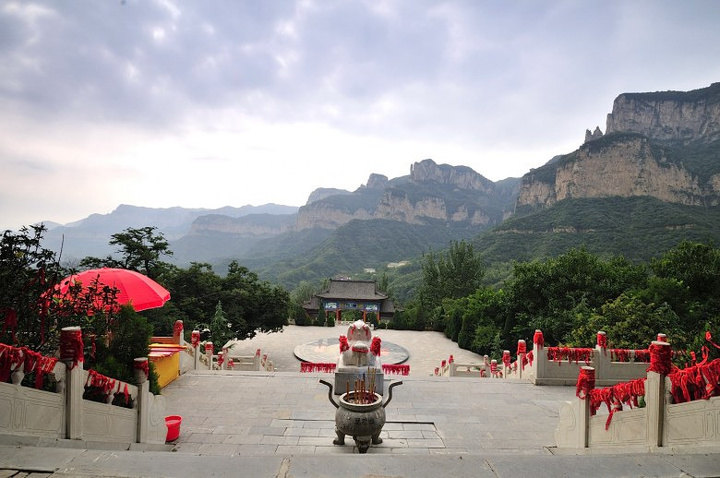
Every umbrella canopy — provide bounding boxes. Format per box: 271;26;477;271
58;268;170;312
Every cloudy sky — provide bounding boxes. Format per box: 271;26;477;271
1;0;719;230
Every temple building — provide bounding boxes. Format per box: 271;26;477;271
302;278;396;323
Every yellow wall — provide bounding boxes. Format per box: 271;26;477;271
151;353;179;389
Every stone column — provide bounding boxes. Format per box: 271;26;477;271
134;357;150;443
173;320;184;345
220;348;227;370
516;340;527;379
646;340;670;448
205;342;214;370
502;350;511;378
576;366;595;448
533;330;545;384
60;326;84;440
254;349;261;370
191;330;200;370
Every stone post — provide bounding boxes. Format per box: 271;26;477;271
10;354;24;385
173;319;184;345
60;326;84;440
516;340;527;379
502;350;511;378
596;330;607;351
576;366;595;449
205;342;214;370
254;349;261;370
191;330;200;370
533;330;545;384
134;357;150;443
220;348;227;370
646;340;671;448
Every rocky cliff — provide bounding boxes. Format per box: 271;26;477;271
189;213;296;236
295;159;518;230
517;83;720;210
605;82;720;143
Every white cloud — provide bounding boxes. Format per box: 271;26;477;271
1;0;719;230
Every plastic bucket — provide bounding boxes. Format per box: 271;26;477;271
165;415;182;442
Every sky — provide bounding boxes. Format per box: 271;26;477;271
1;0;720;230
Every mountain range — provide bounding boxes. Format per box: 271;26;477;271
38;82;720;292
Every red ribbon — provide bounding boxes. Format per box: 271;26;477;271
597;332;608;349
60;328;84;369
533;330;544;347
1;308;18;343
191;331;200;348
648;342;672;376
576;367;595;400
371;337;382;356
382;364;409;375
517;340;527;355
133;359;149;378
299;362;336;373
547;347;593;365
339;335;349;352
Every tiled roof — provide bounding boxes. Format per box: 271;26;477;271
315;279;388;301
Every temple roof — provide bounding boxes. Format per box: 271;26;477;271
315;279;388;301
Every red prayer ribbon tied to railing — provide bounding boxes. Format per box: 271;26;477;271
339;336;349;353
85;369;129;404
517;340;527;355
133;359;149;378
371;337;382;356
191;331;200;348
173;320;184;336
596;332;608;349
648;342;673;376
533;330;544;347
575;367;595;400
502;351;511;367
547;347;593;365
382;364;409;375
60;328;84;369
669;358;720;404
299;362;336;373
588;377;646;430
524;350;534;369
2;308;18;342
0;343;58;388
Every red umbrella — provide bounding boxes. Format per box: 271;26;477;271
58;268;170;312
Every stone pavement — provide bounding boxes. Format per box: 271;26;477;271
227;324;489;374
1;326;719;477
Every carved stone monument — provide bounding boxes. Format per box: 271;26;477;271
333;320;384;395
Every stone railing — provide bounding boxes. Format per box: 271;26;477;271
511;330;652;386
198;344;275;372
555;341;720;450
0;327;166;444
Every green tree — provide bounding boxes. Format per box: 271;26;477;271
419;240;484;309
567;292;684;349
503;248;647;347
651;240;720;330
80;226;172;280
210;301;233;347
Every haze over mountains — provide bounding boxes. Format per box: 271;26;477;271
38;82;720;290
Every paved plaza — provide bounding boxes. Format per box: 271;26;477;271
1;325;719;477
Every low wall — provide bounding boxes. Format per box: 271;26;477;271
555;343;720;451
0;339;166;445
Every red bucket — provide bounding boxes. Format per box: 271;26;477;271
165;415;182;442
